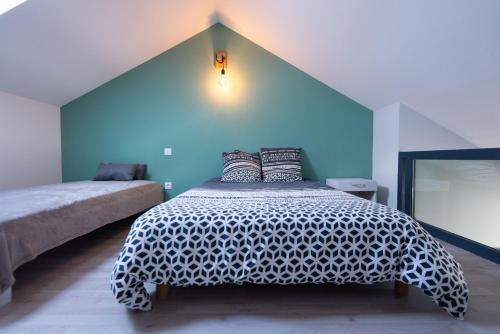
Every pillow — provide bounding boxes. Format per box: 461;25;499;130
134;164;147;180
261;147;302;182
221;150;262;182
93;163;137;181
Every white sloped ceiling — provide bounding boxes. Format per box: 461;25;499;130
1;0;499;147
0;0;216;106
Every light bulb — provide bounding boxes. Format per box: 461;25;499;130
219;68;227;87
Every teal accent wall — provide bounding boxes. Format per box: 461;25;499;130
61;24;372;198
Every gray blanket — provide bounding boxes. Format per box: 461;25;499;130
0;180;163;293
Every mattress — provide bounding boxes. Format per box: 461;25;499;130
111;179;468;319
0;180;164;293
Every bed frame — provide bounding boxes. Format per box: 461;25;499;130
0;288;12;307
155;281;409;300
394;281;409;296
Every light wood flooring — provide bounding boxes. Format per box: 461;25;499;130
1;218;499;334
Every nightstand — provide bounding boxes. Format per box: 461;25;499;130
326;178;377;201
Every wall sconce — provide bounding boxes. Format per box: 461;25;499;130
214;50;227;87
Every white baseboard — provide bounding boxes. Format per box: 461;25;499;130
0;288;12;307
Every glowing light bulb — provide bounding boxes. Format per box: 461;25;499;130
219;68;227;87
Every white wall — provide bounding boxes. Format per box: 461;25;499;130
372;102;475;208
0;91;61;190
372;102;400;208
399;104;476;152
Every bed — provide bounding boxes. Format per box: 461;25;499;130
0;180;163;295
111;179;468;319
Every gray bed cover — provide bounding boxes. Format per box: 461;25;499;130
0;180;163;293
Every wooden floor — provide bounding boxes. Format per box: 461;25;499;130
1;219;499;334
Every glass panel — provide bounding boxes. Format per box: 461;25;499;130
414;160;500;249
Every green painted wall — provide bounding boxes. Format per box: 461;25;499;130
61;24;372;198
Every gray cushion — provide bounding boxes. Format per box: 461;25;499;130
134;164;147;180
93;163;137;181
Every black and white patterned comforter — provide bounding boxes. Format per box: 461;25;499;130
111;179;468;319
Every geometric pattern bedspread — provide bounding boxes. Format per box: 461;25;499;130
111;180;468;319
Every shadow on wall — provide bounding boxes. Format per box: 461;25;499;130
207;12;227;49
377;186;389;205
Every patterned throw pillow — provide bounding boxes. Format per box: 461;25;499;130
261;147;302;182
221;150;262;182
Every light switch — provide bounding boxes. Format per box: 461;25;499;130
164;147;172;156
164;181;172;189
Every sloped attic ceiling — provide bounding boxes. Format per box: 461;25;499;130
1;0;499;147
215;0;500;148
0;0;216;106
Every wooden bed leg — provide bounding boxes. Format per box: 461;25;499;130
156;284;170;300
394;281;409;297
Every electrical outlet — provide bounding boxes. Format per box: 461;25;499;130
164;148;172;156
164;181;172;189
